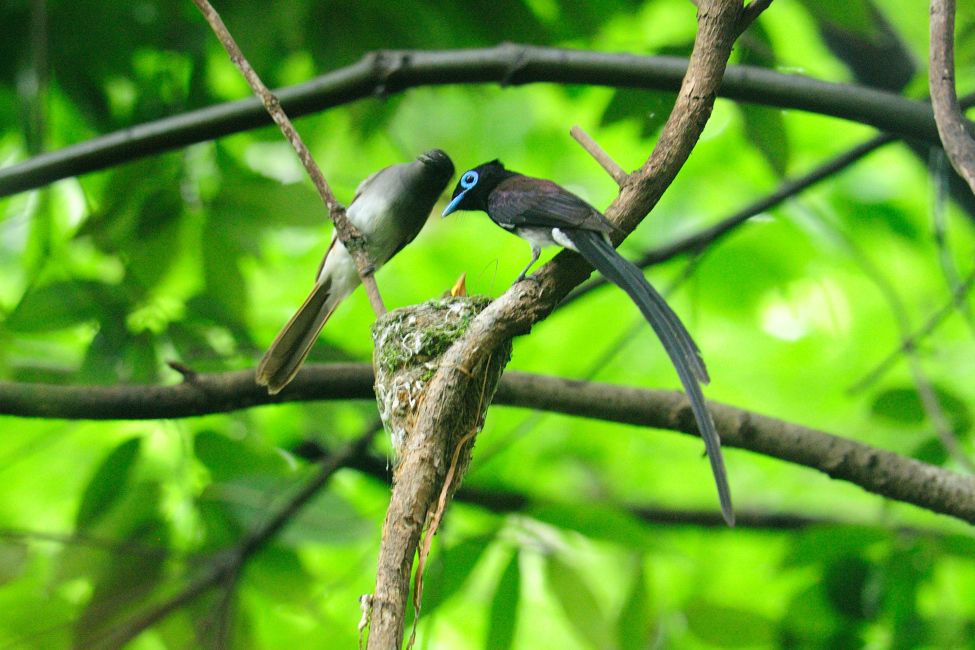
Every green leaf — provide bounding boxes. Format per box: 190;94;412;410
738;16;777;68
245;547;311;603
785;525;889;568
486;551;521;650
911;437;949;466
202;225;249;325
616;557;654;650
209;154;326;229
125;190;184;292
797;0;878;39
0;541;28;585
684;601;776;647
871;387;925;425
74;518;168;649
600;89;674;139
546;554;612;649
781;584;839;646
529;502;654;551
423;533;497;613
194;430;292;483
871;386;972;438
739;103;790;177
75;438;141;530
279;491;373;546
5;280;117;332
823;555;876;620
79;327;160;385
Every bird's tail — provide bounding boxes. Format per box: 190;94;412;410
256;277;340;394
563;228;734;526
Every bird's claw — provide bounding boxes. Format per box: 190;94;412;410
513;273;541;287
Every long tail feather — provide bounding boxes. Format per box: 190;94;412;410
256;278;338;394
564;229;734;526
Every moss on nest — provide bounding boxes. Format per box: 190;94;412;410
371;295;494;453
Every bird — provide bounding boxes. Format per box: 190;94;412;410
442;160;733;526
256;149;455;394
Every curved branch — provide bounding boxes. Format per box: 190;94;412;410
0;46;956;198
365;5;748;645
930;0;975;194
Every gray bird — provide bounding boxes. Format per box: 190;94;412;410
256;149;454;394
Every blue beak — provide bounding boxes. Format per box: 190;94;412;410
442;190;467;217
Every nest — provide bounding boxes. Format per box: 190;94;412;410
372;295;499;456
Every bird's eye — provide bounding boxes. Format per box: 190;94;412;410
461;171;479;189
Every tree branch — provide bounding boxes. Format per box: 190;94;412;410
0;47;960;198
191;0;386;316
1;364;972;522
571;125;628;185
563;132;895;306
930;0;975;195
0;363;376;419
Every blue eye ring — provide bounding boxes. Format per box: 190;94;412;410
461;170;479;188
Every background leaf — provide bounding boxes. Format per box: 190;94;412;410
486;551;521;650
75;438;141;530
546;554;612;649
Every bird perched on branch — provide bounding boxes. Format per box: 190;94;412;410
257;149;454;394
442;159;733;525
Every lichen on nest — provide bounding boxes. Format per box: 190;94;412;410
371;295;493;453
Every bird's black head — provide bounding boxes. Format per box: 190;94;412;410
442;160;515;216
417;149;455;187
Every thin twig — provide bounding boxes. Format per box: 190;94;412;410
191;0;387;315
93;428;379;648
570;125;628;186
562;133;894;307
850;264;975;393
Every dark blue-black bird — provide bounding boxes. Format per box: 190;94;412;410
442;160;733;526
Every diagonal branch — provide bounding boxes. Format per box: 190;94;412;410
192;0;386;315
91;427;378;649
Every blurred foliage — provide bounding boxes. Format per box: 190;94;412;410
1;0;975;647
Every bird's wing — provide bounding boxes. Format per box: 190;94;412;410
489;177;614;233
349;166;389;205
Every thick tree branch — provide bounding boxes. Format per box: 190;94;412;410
0;47;960;198
930;0;975;195
192;0;386;315
1;364;972;522
0;364;376;419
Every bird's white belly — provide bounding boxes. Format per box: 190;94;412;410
513;226;579;252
